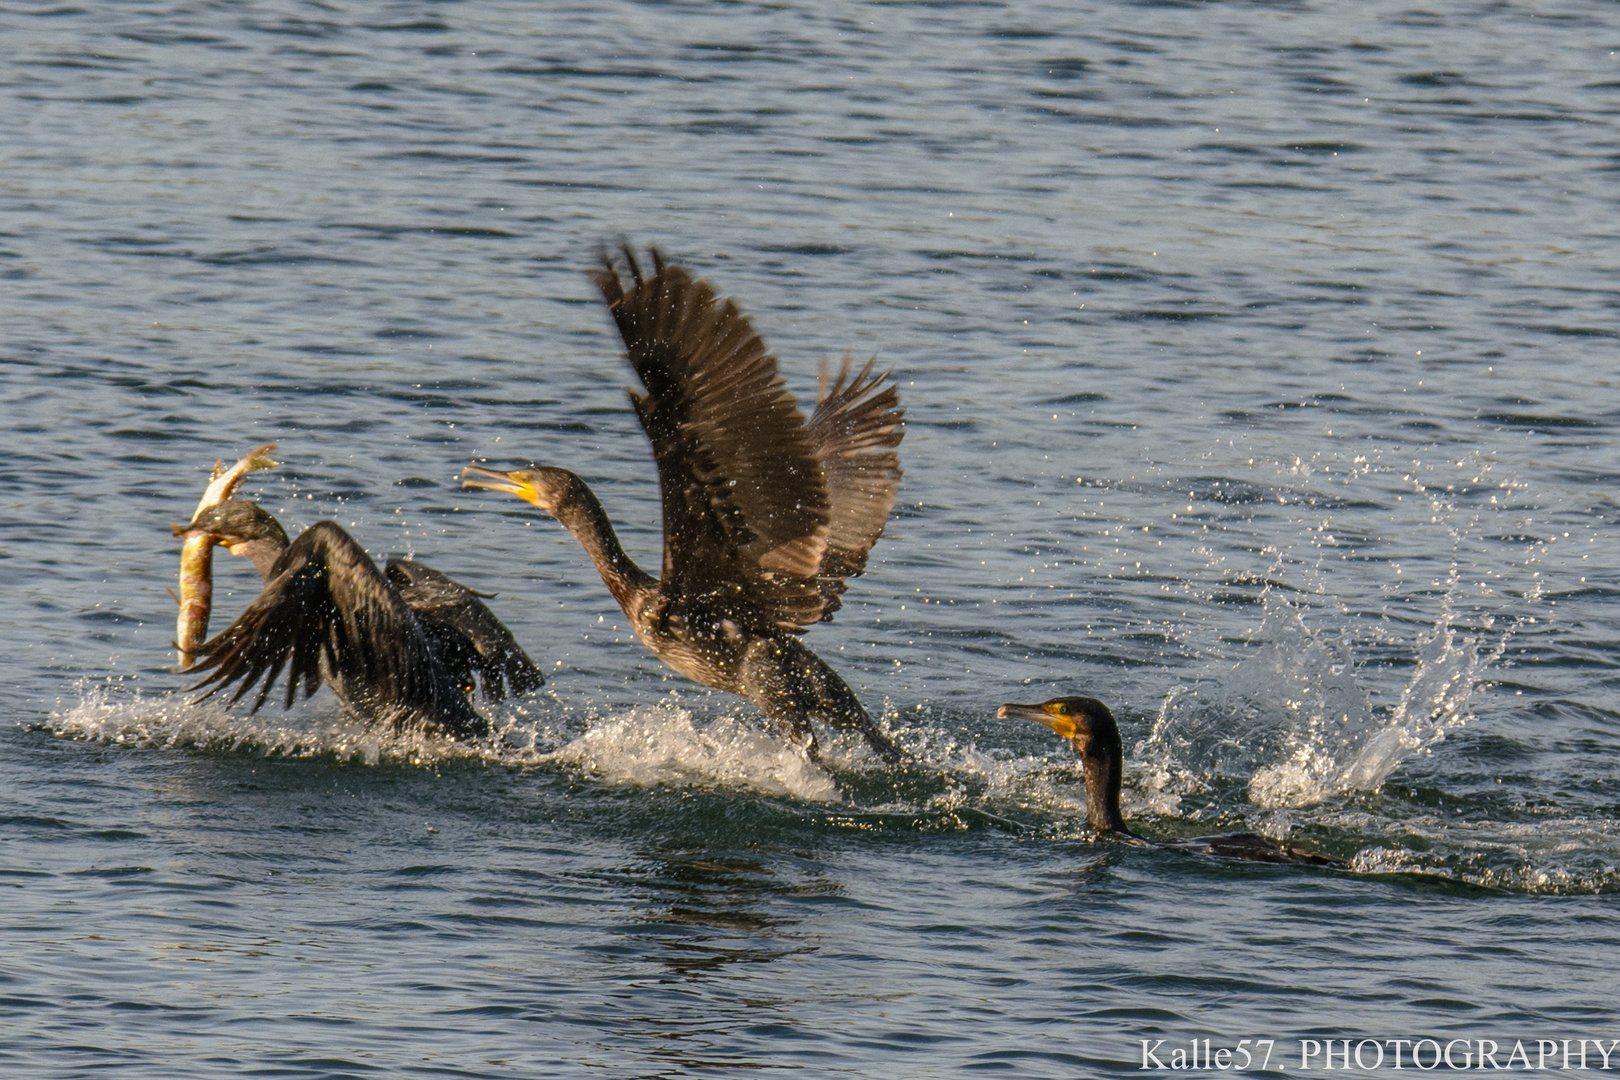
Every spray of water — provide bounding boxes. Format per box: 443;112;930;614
49;684;496;766
45;685;844;802
541;704;841;802
1239;589;1514;809
1137;448;1535;811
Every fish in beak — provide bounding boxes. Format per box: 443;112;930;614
174;443;279;669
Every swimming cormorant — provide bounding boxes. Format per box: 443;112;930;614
1000;697;1347;868
462;247;903;763
174;447;544;738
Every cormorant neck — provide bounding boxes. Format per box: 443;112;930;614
550;474;657;612
1079;731;1130;836
236;536;289;581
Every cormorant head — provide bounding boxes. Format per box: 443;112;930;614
173;499;290;556
1000;696;1130;835
997;696;1121;764
461;465;581;515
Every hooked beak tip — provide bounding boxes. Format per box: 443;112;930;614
999;701;1070;737
460;465;530;501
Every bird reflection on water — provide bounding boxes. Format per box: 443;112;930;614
621;850;829;978
591;849;845;1075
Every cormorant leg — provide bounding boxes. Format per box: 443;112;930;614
771;637;903;764
736;637;822;759
816;681;901;765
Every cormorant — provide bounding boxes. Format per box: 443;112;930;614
174;446;544;738
462;247;903;763
1000;697;1347;868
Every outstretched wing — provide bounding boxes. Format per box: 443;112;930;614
188;522;485;737
594;247;832;630
385;559;545;703
805;356;904;619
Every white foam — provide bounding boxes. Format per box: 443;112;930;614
1349;814;1620;894
47;685;844;802
1246;760;1334;809
540;703;842;803
48;685;486;766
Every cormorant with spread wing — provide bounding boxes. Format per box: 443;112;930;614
174;446;544;738
463;247;903;762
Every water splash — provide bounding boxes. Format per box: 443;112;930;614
45;687;1619;892
541;703;842;803
47;684;500;766
1139;582;1517;811
886;721;1091;822
45;685;843;802
1124;447;1541;812
1348;815;1620;895
1330;606;1512;794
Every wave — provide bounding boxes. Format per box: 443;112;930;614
1348;815;1620;895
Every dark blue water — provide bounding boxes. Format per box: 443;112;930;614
4;1;1619;1076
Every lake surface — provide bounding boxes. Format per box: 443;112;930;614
3;1;1619;1076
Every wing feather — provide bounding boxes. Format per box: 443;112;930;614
805;356;904;618
189;523;486;736
386;559;546;702
595;248;832;630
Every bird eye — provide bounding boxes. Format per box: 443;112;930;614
1055;704;1069;715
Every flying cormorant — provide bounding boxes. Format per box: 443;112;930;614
463;248;903;763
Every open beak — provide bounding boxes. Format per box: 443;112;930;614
998;701;1077;740
461;465;536;503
